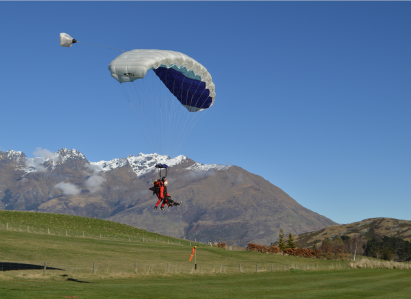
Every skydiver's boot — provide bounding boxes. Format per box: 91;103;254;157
161;207;165;211
154;206;158;211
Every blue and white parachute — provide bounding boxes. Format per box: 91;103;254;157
109;50;215;112
108;50;216;157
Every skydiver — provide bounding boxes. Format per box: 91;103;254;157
150;177;181;211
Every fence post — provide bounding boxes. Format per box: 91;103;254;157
315;263;317;269
271;264;273;271
220;265;222;273
43;262;47;274
83;232;84;237
27;226;29;232
66;230;67;236
93;263;96;274
256;264;258;272
239;264;241;272
100;233;101;239
295;263;297;269
6;223;8;230
167;263;169;273
48;228;50;234
134;263;137;274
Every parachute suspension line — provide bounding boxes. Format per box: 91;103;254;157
166;72;181;158
118;84;154;154
151;70;161;155
174;81;211;156
171;77;196;158
177;107;209;156
161;68;173;157
131;81;157;153
173;81;209;157
169;74;189;158
155;70;166;156
150;70;161;154
173;76;195;158
166;67;181;158
142;71;160;154
75;41;126;52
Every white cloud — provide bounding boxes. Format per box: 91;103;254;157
84;163;106;193
54;182;81;196
25;148;61;172
25;157;47;172
85;174;105;193
33;148;61;163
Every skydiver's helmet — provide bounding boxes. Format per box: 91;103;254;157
162;177;168;186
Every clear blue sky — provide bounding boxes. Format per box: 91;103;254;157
1;2;410;225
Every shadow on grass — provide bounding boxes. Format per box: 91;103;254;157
67;277;91;283
0;262;64;271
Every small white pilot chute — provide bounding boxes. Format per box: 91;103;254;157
60;33;77;47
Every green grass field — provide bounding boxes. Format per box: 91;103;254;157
1;270;411;298
1;211;410;298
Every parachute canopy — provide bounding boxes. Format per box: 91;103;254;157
109;50;216;112
60;33;77;48
155;164;169;169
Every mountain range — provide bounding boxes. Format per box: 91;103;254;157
0;148;336;246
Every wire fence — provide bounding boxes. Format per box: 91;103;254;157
1;260;358;275
0;221;196;246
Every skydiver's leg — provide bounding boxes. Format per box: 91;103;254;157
154;196;162;210
161;198;167;209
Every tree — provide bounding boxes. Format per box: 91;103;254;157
278;229;286;251
287;233;296;249
351;235;365;262
331;237;344;259
320;237;332;259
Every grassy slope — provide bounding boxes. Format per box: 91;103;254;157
0;211;346;275
1;211;411;298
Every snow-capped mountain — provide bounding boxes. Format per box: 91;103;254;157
2;148;230;177
92;153;188;177
0;148;336;246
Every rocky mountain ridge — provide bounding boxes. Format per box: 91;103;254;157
0;148;336;246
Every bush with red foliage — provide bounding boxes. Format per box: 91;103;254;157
247;243;262;252
269;246;281;254
218;242;227;249
283;248;321;258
